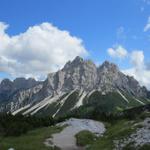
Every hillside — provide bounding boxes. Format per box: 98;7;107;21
0;56;149;117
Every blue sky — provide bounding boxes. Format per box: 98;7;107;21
0;0;150;88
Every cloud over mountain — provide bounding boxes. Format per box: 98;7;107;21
123;50;150;89
0;22;88;79
107;45;128;59
107;44;150;89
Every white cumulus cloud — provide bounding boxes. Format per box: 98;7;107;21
123;50;150;89
123;68;150;90
107;44;150;89
130;51;144;69
0;22;88;79
107;45;128;59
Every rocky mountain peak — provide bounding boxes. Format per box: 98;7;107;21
45;57;149;96
0;79;13;92
0;56;150;115
63;56;96;70
0;77;41;102
13;77;38;89
73;56;84;63
63;56;84;70
100;61;118;72
0;78;12;86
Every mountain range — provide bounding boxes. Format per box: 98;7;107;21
0;56;150;117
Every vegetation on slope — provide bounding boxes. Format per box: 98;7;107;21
75;130;97;146
73;108;150;150
14;90;150;119
0;104;150;150
87;119;136;150
0;113;54;136
0;126;62;150
56;91;79;116
0;91;150;150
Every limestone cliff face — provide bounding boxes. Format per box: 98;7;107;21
0;56;149;113
43;57;148;98
0;78;41;102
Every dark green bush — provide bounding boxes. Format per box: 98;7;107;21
75;130;97;146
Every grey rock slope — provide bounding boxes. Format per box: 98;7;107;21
0;78;41;102
0;78;42;112
0;56;149;115
41;56;148;97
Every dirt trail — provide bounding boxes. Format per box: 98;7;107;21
45;118;105;150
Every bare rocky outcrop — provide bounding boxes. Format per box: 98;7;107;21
114;117;150;150
0;56;149;113
0;77;42;112
42;56;149;97
45;118;105;150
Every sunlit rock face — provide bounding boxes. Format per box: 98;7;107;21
0;56;149;114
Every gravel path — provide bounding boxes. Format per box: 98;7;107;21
45;118;105;150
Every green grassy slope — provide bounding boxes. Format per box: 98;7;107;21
0;126;63;150
75;130;97;147
87;119;136;150
56;91;79;116
81;91;149;114
17;90;150;117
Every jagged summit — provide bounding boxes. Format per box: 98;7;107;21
101;60;112;66
0;56;149;115
0;56;148;97
63;56;117;71
44;56;148;97
0;78;12;86
0;77;41;102
63;56;95;71
0;77;38;84
63;56;84;70
100;60;118;70
73;56;84;63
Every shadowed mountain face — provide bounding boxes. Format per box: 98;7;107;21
0;56;149;116
0;78;41;102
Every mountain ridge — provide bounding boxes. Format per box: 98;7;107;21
0;56;149;116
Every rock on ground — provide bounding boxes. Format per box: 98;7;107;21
45;118;105;150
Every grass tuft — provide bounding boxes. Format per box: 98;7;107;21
75;130;97;147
